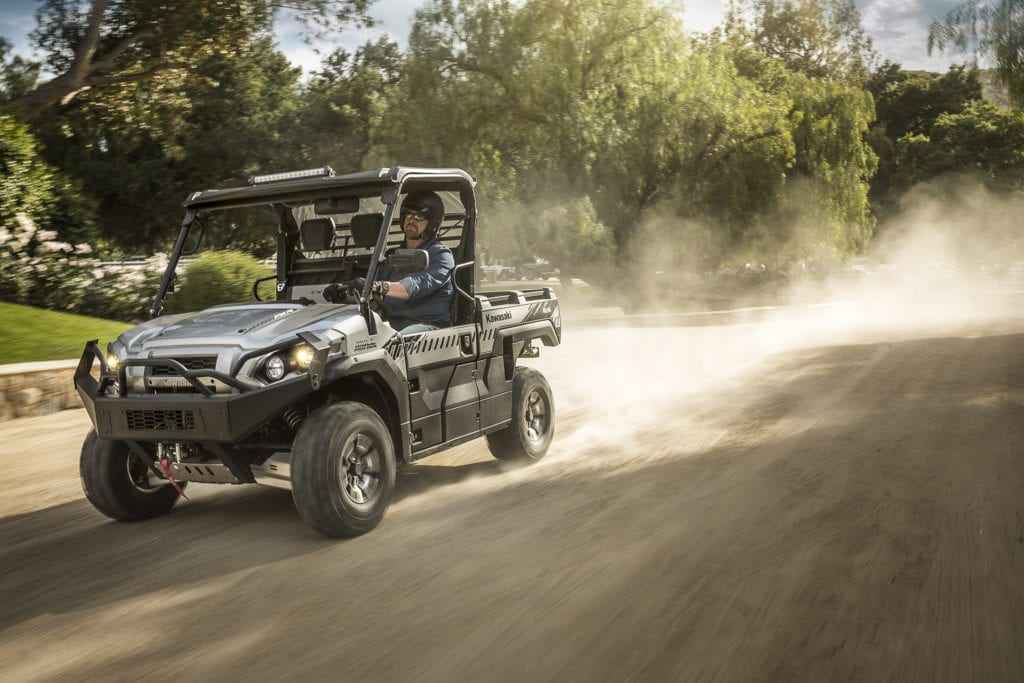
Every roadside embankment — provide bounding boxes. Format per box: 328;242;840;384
0;360;80;422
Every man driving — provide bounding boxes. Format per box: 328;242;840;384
338;190;455;333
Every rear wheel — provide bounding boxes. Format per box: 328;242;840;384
486;367;554;463
291;402;396;537
79;430;184;521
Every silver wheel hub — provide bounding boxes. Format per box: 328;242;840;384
524;390;548;443
341;433;381;505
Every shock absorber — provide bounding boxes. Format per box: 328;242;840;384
282;406;305;430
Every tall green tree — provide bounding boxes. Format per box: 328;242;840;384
723;0;878;259
373;0;800;281
929;0;1024;106
372;0;688;282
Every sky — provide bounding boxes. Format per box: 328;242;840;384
0;0;981;77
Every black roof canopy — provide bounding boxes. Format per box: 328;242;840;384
183;167;476;211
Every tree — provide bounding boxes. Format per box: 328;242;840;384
297;37;403;172
0;39;41;102
866;62;984;219
373;0;798;281
724;0;876;84
723;3;878;259
929;0;1024;106
31;35;305;253
897;101;1024;189
4;0;370;121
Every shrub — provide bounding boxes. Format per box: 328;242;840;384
167;250;273;313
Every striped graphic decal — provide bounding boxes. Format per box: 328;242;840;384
391;329;467;359
524;299;559;323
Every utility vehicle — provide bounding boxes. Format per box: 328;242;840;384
74;166;561;537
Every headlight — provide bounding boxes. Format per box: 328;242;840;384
261;343;317;382
105;344;125;373
293;344;315;370
264;355;287;381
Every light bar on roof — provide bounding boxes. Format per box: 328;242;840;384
250;166;335;185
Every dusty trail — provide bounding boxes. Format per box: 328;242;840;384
2;298;1023;680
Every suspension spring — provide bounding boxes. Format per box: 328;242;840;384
282;407;305;430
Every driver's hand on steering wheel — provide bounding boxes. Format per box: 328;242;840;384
349;277;390;299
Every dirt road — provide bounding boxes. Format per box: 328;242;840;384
2;297;1023;680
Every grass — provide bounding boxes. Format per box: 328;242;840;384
0;302;131;365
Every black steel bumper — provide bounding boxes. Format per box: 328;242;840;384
74;340;318;443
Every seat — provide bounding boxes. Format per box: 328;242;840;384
350;213;384;248
299;218;335;252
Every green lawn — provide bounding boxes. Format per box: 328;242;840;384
0;302;131;365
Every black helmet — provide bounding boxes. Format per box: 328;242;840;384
400;190;444;239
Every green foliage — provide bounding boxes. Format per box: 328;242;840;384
0;302;129;364
929;0;1024;107
0;38;40;103
30;36;305;254
725;0;875;84
782;75;877;256
8;0;370;120
897;101;1024;189
298;38;403;172
0;114;55;225
867;63;985;219
167;250;273;313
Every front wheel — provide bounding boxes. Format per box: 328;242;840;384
290;402;396;538
79;430;184;521
486;366;555;463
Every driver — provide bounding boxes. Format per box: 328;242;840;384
336;190;455;334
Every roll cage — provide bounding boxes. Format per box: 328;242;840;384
152;167;478;328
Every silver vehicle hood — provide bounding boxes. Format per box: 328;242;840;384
120;303;361;353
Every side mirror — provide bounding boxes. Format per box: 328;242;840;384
386;249;429;275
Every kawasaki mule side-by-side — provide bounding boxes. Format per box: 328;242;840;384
74;167;561;537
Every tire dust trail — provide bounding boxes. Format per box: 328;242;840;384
2;298;1023;680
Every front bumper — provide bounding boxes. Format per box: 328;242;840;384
74;341;317;443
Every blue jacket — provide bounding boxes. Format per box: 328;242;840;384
379;238;454;326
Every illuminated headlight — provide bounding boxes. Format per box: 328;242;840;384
293;344;315;370
105;344;125;373
264;355;287;381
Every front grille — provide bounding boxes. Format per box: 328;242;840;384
150;356;217;377
125;409;196;431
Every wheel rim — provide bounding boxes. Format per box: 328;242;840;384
126;454;163;494
523;388;550;444
338;432;383;508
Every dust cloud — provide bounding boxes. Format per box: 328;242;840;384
402;175;1023;507
540;175;1022;464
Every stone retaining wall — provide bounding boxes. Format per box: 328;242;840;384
0;360;81;421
